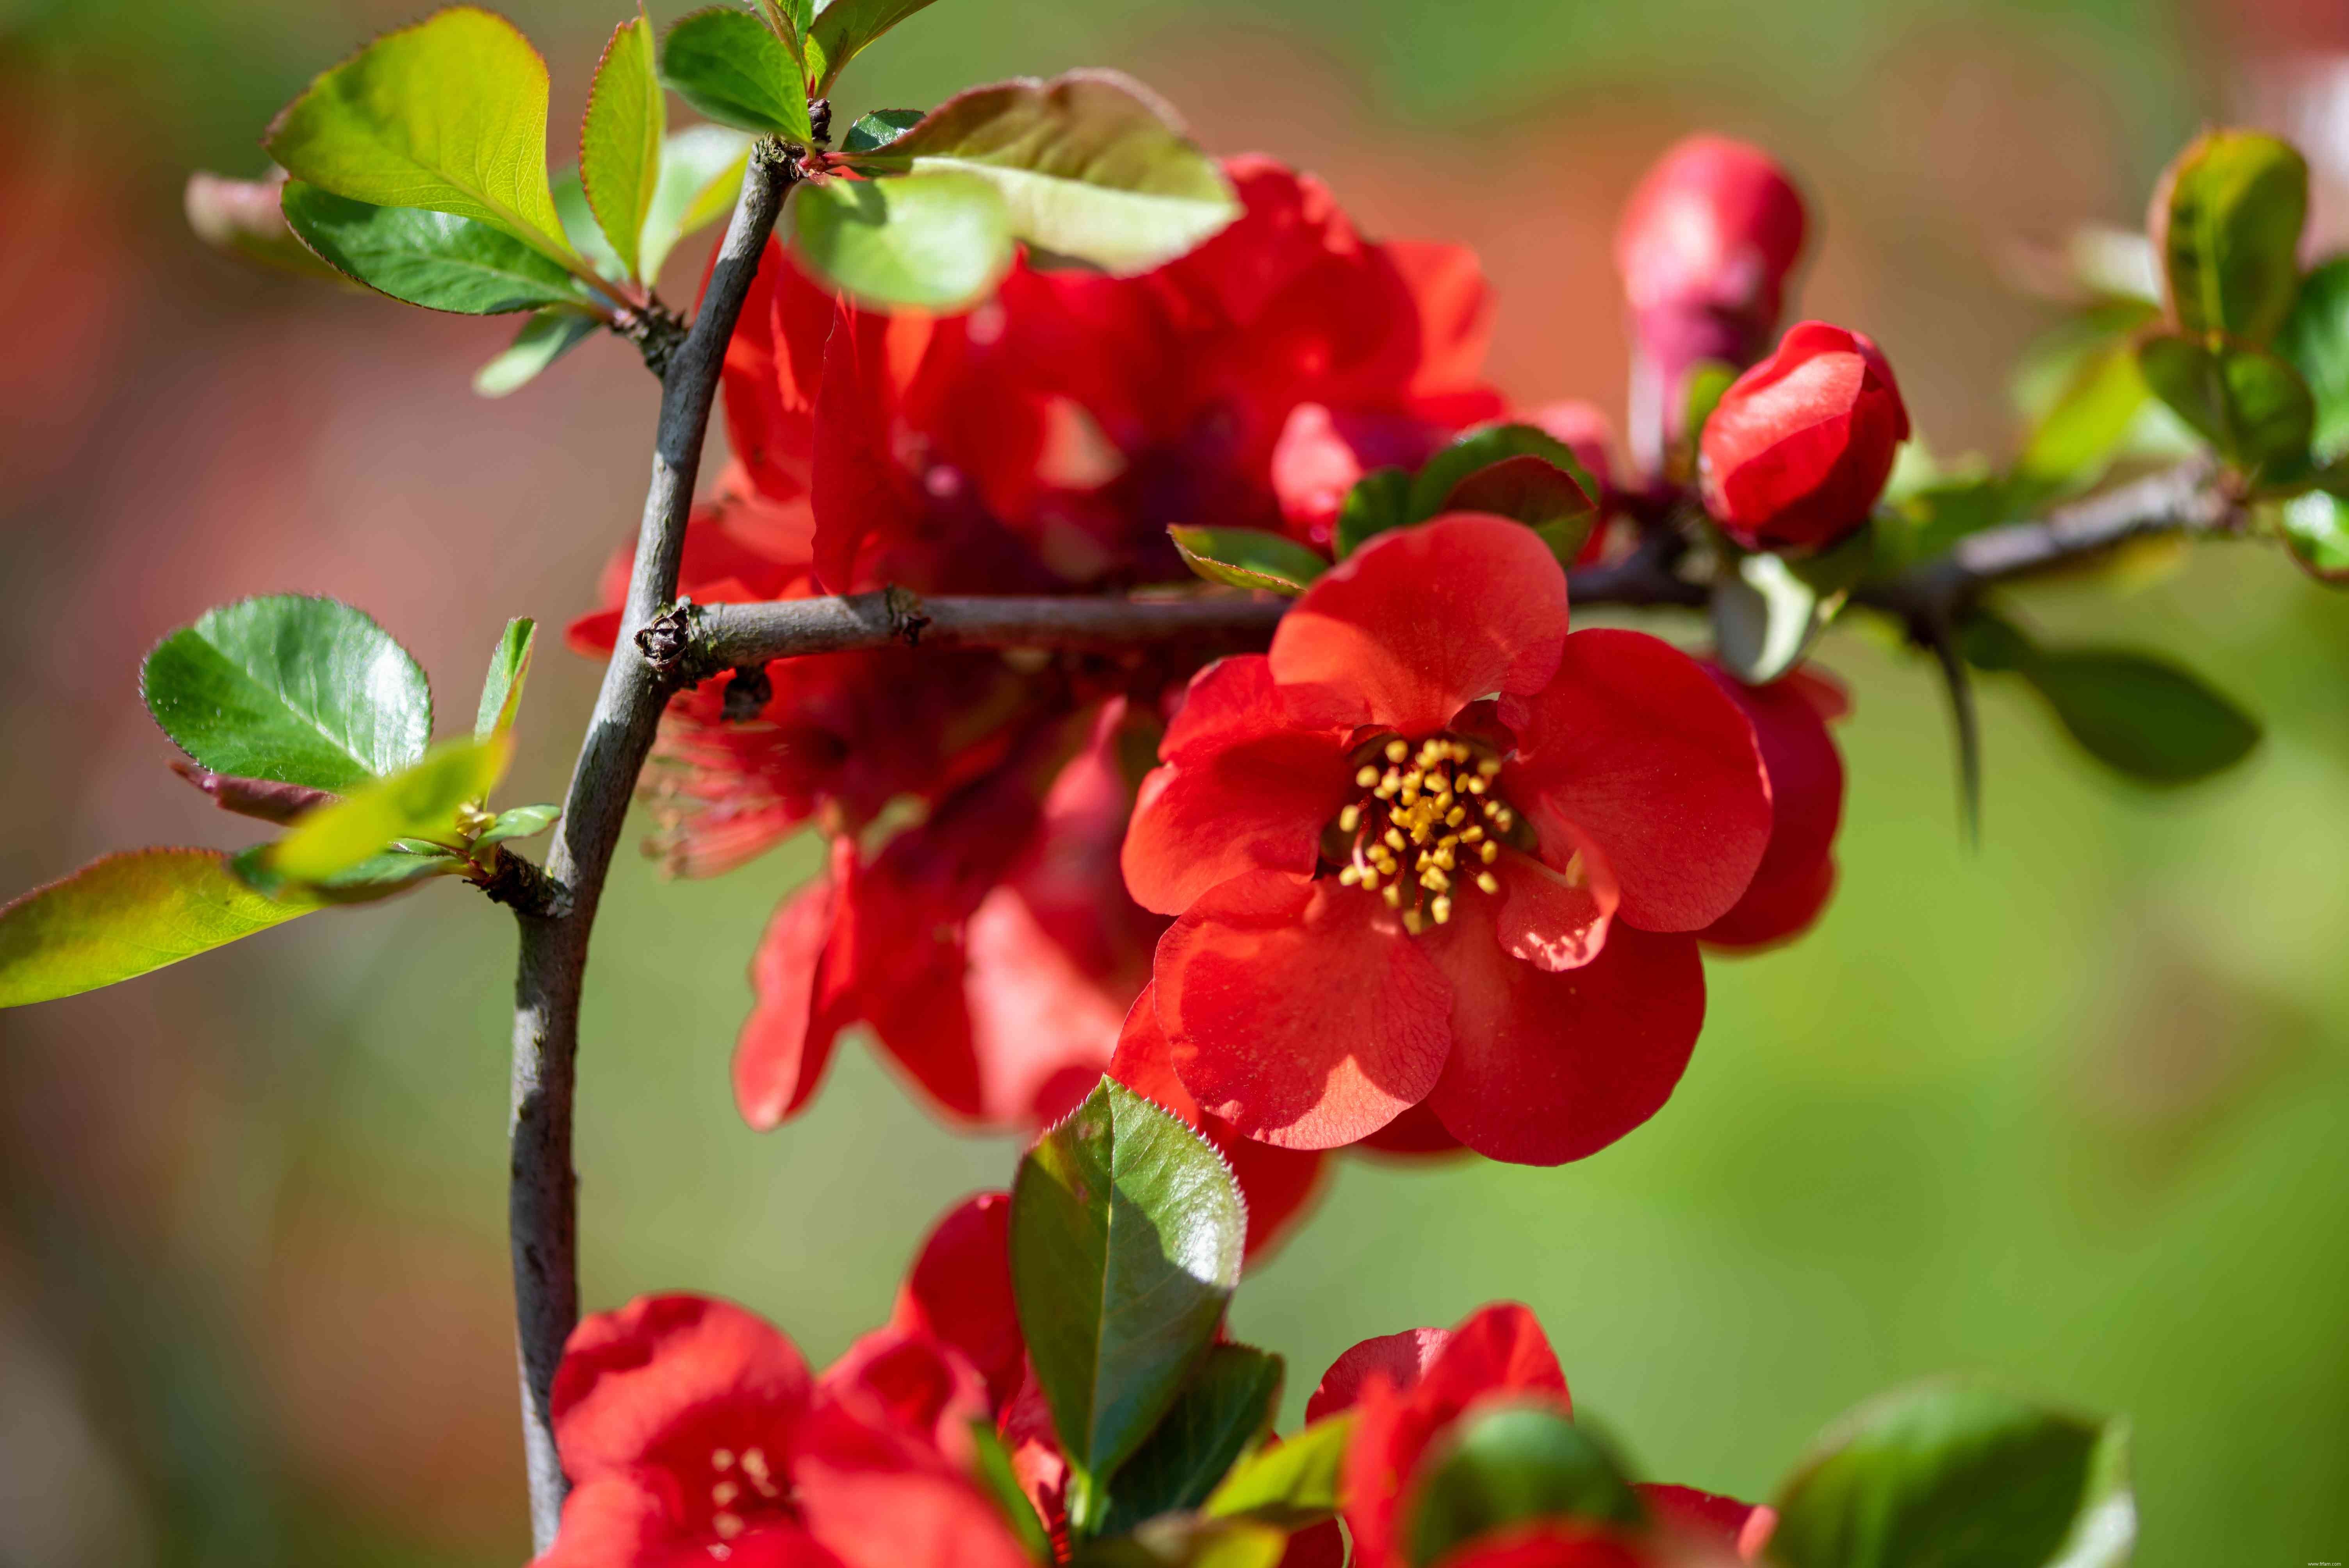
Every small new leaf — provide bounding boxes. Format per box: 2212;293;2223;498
474;308;600;396
0;850;314;1009
283;184;599;315
581;10;665;281
1169;527;1329;596
185;170;347;283
661;9;813;143
475;618;537;738
267;736;514;885
263;6;575;263
142;595;432;792
640;125;756;281
2149;128;2307;346
1205;1412;1354;1528
787;172;1014;311
474;804;563;850
875;72;1239;275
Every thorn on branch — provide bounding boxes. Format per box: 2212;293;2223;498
636;604;696;673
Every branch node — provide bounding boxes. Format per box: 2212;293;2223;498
615;301;690;379
475;848;573;919
635;602;697;672
884;584;933;645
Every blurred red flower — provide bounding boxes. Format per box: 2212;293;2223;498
1699;664;1850;951
1119;515;1772;1164
1698;322;1910;554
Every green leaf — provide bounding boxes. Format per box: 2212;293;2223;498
268;736;513;884
640;125;756;281
474;618;537;738
185;170;348;283
875;72;1240;275
1710;529;1872;685
2276;255;2349;460
2019;647;2261;785
1169;526;1328;596
283;182;597;315
1682;357;1739;465
2150;128;2307;345
806;0;946;96
754;0;816;77
787;171;1013;311
2274;488;2349;584
1333;467;1413;559
1011;1078;1247;1536
844;107;925;154
263;6;574;263
2137;331;2313;479
2015;338;2148;492
474;307;600;395
0;850;314;1008
230;843;463;905
969;1419;1057;1563
1102;1345;1283;1535
142;595;432;792
1205;1412;1354;1528
474;804;562;850
1400;1404;1645;1568
1408;424;1600;530
1769;1379;2128;1568
661;8;812;143
1073;1516;1289;1568
581;10;665;281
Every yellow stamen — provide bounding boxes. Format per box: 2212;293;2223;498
1381;883;1402;908
1431;896;1453;924
1356;765;1379;788
1478;758;1503;777
1383;827;1406;852
1338;803;1361;833
1338;865;1361;886
1475;871;1500;894
1385;738;1409;763
1402;909;1425;935
1479;839;1499;863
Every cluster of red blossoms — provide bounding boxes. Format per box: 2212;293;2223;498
532;1193;1769;1568
570;134;1905;1222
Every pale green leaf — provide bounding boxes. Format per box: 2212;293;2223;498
0;849;314;1008
640;125;755;281
269;736;513;883
581;10;665;280
1169;526;1328;596
2276;255;2349;460
474;618;536;737
474;804;562;849
1205;1412;1354;1529
474;308;600;395
787;171;1013;310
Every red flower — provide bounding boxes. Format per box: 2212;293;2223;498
1119;515;1773;1164
1698;322;1910;554
1698;665;1849;951
1308;1303;1773;1568
536;1294;1032;1568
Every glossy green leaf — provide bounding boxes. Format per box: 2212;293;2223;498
640;125;756;281
474;804;562;850
1205;1412;1353;1528
969;1419;1057;1564
474;618;537;738
661;9;812;143
230;842;463;905
2150;128;2306;345
806;0;945;95
1169;526;1328;596
1711;529;1871;685
2137;331;2313;478
283;183;597;315
2276;255;2349;460
1011;1078;1246;1536
142;595;431;791
844;107;925;154
876;72;1239;274
1769;1379;2128;1568
0;850;314;1008
1333;467;1413;559
185;170;347;283
1682;358;1738;457
1102;1345;1283;1535
2016;338;2147;492
754;0;816;76
1401;1404;1644;1568
269;736;513;883
1444;454;1599;563
1408;424;1600;528
2275;488;2349;584
474;308;600;396
787;171;1013;310
263;6;573;262
581;11;664;280
1073;1516;1288;1568
2021;647;2261;785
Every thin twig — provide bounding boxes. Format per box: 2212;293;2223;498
503;137;794;1553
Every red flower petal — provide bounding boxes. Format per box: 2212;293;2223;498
793;1401;1035;1568
1423;1524;1654;1568
1271;515;1570;735
536;1477;847;1568
962;887;1127;1123
1698;663;1846;951
1305;1326;1453;1422
1278;1520;1350;1568
820;1327;990;1455
551;1294;813;1484
1121;729;1357;916
1494;847;1618;973
1156;871;1453;1149
890;1193;1023;1415
1509;629;1771;933
1421;900;1705;1165
1639;1485;1778;1559
1702;854;1836;951
1356;1099;1469;1157
735;837;856;1130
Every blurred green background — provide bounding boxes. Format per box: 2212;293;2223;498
4;0;2347;1563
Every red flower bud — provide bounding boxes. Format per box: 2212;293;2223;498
1698;321;1910;553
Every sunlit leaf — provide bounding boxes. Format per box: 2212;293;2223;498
474;617;537;738
2015;338;2148;493
283;182;599;315
1401;1404;1644;1568
473;308;600;395
264;6;574;262
1072;1515;1288;1568
1205;1412;1353;1528
142;595;431;792
1169;526;1328;596
806;0;946;96
874;71;1239;274
185;169;347;283
2137;331;2313;479
640;125;756;280
1711;527;1873;686
231;842;464;905
1101;1345;1283;1535
2274;488;2349;584
581;9;665;280
661;8;813;143
268;736;513;883
0;850;314;1009
787;171;1012;310
2151;128;2307;346
474;803;562;850
2276;255;2349;461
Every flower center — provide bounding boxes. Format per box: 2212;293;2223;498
1326;735;1524;933
700;1444;791;1557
